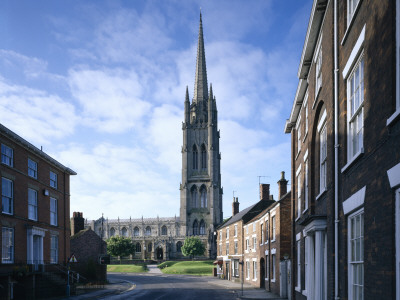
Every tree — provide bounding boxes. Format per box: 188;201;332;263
181;237;205;259
107;236;135;258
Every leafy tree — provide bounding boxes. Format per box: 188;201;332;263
107;236;135;258
181;237;205;259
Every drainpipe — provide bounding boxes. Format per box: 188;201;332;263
334;0;340;299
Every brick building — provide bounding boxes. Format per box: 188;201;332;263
216;173;290;297
284;0;400;299
0;123;76;299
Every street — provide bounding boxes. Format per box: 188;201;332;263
105;273;239;300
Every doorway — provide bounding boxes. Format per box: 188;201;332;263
260;258;265;288
156;247;163;260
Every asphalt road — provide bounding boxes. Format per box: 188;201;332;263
106;273;239;300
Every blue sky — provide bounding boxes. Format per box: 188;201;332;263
0;0;312;220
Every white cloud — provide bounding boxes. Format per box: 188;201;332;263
68;68;152;133
0;78;77;145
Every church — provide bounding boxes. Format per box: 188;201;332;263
80;13;223;261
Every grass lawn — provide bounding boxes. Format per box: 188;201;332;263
107;264;147;273
158;260;214;276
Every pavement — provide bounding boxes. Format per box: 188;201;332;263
62;265;286;300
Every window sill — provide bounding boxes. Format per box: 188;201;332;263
295;286;302;292
271;279;276;283
302;290;308;296
271;239;276;243
387;109;400;126
2;212;13;216
341;0;363;45
252;250;256;253
316;189;327;201
341;149;364;173
312;88;321;109
295;215;301;222
252;279;257;282
302;207;309;214
302;131;308;143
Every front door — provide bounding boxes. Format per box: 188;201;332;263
225;262;230;280
260;258;265;288
33;235;40;271
156;247;163;260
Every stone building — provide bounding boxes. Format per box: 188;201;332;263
0;123;76;299
284;0;400;299
87;13;223;260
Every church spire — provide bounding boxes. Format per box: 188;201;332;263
193;11;208;103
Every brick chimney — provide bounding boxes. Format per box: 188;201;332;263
278;171;288;199
71;212;85;236
260;184;270;201
232;197;240;216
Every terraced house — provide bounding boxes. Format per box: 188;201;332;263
284;0;400;299
0;124;76;299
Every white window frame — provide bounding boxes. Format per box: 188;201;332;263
271;254;276;282
303;236;309;296
226;228;229;239
296;240;301;292
2;227;14;263
234;224;237;237
234;241;238;254
253;261;257;280
226;242;229;255
315;37;322;99
2;177;13;215
50;171;58;189
296;115;302;154
253;222;256;232
271;216;276;242
219;230;222;241
347;0;361;27
50;197;58;226
348;208;364;300
28;188;38;221
50;234;58;264
347;54;364;162
320;123;327;194
297;168;302;219
304;157;309;212
233;260;239;277
261;223;264;244
1;144;13;167
246;261;250;280
28;158;37;179
246;238;249;251
253;237;257;251
304;90;309;136
266;254;269;280
265;219;269;243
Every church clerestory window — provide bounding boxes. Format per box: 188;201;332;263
134;227;140;237
193;220;199;235
145;226;151;236
109;228;115;237
121;227;128;237
161;225;167;236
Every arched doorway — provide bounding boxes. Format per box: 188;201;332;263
156;247;163;260
260;258;265;288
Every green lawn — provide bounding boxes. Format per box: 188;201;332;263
158;260;214;276
107;264;147;273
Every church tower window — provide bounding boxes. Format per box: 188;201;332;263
200;186;207;208
201;144;207;170
191;186;198;208
192;145;198;170
200;220;206;235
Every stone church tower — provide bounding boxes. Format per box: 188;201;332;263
180;13;223;257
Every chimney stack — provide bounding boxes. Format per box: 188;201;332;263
71;212;84;236
278;171;288;199
260;184;270;201
232;197;240;216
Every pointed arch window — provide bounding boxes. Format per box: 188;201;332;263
199;220;206;235
121;227;128;237
176;241;183;252
200;186;207;208
145;226;151;236
147;242;152;252
201;144;207;170
161;225;167;236
193;220;199;235
136;242;141;252
192;145;198;170
109;228;115;237
191;186;198;208
133;227;140;237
